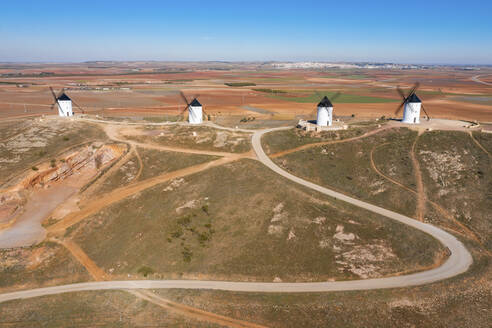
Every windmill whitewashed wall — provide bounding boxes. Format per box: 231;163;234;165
402;93;421;124
188;98;203;124
316;96;333;126
57;93;73;117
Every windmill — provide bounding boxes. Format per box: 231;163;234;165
312;91;341;126
49;87;85;117
179;91;208;124
395;83;429;124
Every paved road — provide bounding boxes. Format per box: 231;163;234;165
0;126;473;303
471;75;492;86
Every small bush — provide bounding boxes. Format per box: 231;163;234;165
31;166;39;171
177;215;191;226
137;266;154;277
63;136;70;141
171;228;183;238
197;232;211;244
182;248;193;262
201;204;209;215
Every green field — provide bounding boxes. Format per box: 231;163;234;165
224;82;256;87
269;90;397;104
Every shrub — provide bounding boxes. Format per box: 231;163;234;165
182;248;193;262
137;266;154;277
31;166;39;171
224;82;256;87
252;88;287;94
177;215;191;226
171;228;183;238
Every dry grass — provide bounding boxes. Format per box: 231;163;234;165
70;159;442;282
137;147;218;181
417;131;492;250
127;125;252;153
0;241;90;292
0;290;221;327
262;123;381;155
0;118;107;185
274;128;418;217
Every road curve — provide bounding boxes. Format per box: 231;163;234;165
471;75;492;86
0;127;473;303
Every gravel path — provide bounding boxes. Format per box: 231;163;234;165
0;125;473;303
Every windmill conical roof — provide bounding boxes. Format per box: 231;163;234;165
406;93;421;103
317;96;333;107
57;93;71;101
190;98;202;106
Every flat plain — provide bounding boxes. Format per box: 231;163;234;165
0;62;490;327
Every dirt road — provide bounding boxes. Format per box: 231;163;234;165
270;125;391;158
48;156;241;234
0;126;473;302
471;75;492;86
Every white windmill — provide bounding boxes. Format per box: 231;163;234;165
314;92;340;126
49;87;85;117
317;96;333;126
395;83;430;124
179;91;207;124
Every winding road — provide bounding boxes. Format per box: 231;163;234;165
0;124;473;303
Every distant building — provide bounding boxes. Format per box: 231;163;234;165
57;93;74;117
188;98;203;124
402;93;421;124
317;96;333;126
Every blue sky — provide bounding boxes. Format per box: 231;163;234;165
1;1;491;64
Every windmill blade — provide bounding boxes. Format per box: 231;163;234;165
49;86;58;101
421;103;430;120
396;86;406;100
49;87;58;110
55;88;65;100
331;92;341;102
406;82;420;98
394;100;405;115
71;99;85;114
179;91;190;106
49;87;64;111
